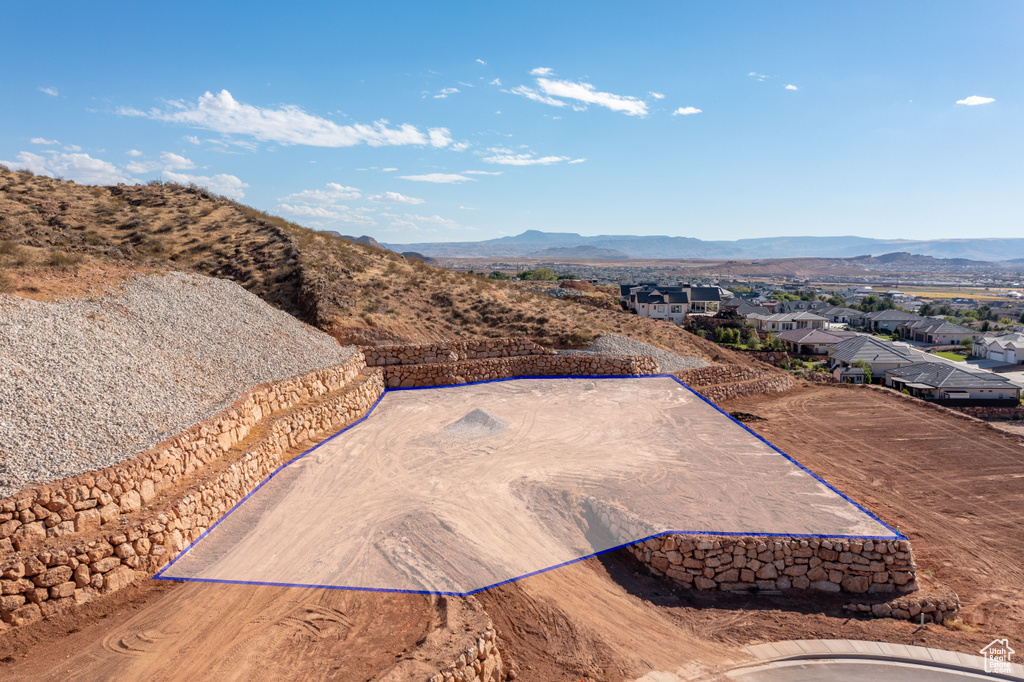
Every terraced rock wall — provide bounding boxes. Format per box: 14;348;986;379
674;365;795;403
0;364;384;628
382;354;659;388
361;338;549;366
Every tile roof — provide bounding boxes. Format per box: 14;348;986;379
776;329;858;344
886;362;1022;390
827;336;927;364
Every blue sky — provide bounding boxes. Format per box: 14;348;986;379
2;2;1021;243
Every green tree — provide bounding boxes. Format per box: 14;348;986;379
980;320;990;332
1019;311;1024;324
852;359;873;383
827;294;846;307
532;267;556;281
488;271;509;280
744;327;761;349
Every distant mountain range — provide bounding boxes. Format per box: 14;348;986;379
383;230;1024;262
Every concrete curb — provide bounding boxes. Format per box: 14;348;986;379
737;639;1024;680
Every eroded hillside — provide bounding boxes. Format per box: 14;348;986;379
0;166;740;362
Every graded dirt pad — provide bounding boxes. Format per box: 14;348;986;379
158;377;894;595
725;385;1024;640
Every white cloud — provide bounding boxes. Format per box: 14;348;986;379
381;212;471;231
956;95;995;106
461;170;502;175
1;150;132;184
513;77;648;116
276;204;342;218
490;78;502;86
29;137;58;145
125;160;160;174
428;128;454;147
450;141;471;152
160;152;195;170
476;59;487;65
184;135;202;145
162;171;248;199
382;167;398;172
368;191;425;205
64;145;82;152
481;152;572;166
530;67;554;76
568;158;586;164
433;87;460;99
748;72;769;81
39;86;58;97
279;182;362;204
649;92;665;99
784;84;798;91
126;149;143;156
508;85;567;108
122;89;455;148
397;173;473;183
672;106;702;116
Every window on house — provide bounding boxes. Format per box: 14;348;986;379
670;305;682;313
656;305;665;312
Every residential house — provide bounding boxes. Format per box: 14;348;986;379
747;311;828;332
721;298;771;318
885;363;1022;406
817;306;862;326
775;328;859;355
973;332;1024;365
775;300;832;314
827;336;928;382
622;283;723;323
896;319;979;346
854;310;924;333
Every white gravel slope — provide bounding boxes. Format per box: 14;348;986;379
559;333;708;372
0;272;356;497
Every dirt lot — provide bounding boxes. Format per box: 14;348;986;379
726;384;1024;640
2;383;1021;681
162;377;891;596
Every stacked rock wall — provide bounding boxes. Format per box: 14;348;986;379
383;354;658;388
0;369;385;628
361;338;550;367
953;405;1024;421
0;356;367;553
674;366;795;404
429;623;503;682
586;498;940;620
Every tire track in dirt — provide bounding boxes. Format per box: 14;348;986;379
725;385;1024;637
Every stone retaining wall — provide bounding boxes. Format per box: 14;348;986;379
674;366;795;404
0;370;386;628
383;354;659;388
589;498;918;600
360;338;549;367
429;623;503;682
953;405;1024;421
0;355;367;552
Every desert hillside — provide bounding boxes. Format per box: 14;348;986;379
0;166;737;362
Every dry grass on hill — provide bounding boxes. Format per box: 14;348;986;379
0;166;747;363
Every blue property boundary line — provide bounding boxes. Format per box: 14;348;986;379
154;373;903;596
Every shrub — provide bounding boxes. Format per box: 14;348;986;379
46;250;84;268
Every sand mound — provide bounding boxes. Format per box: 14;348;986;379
444;408;510;439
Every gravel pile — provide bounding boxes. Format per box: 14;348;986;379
558;333;708;372
0;272;357;497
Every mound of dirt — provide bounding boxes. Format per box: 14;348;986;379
444;407;510;440
558;280;596;292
